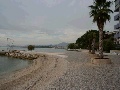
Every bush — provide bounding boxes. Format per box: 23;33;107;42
67;43;79;49
103;40;115;53
28;45;35;51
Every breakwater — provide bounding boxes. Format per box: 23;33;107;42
4;50;40;60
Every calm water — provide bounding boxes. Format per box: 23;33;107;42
0;47;66;53
0;56;32;76
34;48;66;53
0;47;66;76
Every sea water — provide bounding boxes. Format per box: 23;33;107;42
0;47;66;53
0;47;66;76
0;56;32;76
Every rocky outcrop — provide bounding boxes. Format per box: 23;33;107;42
5;50;40;60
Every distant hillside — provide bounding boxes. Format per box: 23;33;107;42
16;42;69;48
56;42;69;47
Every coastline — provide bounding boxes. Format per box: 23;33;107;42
0;52;68;90
1;50;120;90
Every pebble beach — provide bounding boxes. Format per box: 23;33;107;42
45;51;120;90
0;50;120;90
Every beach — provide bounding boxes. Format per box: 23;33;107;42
0;50;120;90
0;52;68;90
45;51;120;90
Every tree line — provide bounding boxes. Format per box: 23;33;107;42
68;30;115;53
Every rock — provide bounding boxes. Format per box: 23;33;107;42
5;51;39;60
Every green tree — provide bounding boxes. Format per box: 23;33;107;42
76;30;99;50
28;45;35;51
91;32;96;54
67;43;75;49
88;32;93;53
103;31;115;52
103;40;113;53
67;43;79;49
89;0;113;58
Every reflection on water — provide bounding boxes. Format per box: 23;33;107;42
0;56;32;76
34;48;66;53
0;47;66;76
0;47;66;53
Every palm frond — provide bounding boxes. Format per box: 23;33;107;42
88;0;113;24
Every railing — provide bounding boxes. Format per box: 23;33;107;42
115;0;120;6
114;31;120;38
115;0;120;12
114;23;120;29
114;13;119;20
114;30;120;39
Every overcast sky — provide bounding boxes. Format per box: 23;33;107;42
0;0;115;46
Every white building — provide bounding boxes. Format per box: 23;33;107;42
114;0;120;44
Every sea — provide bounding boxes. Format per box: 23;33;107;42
0;47;66;76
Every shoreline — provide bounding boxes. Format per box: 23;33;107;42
1;50;120;90
0;50;67;78
0;52;68;90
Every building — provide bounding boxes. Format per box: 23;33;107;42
114;0;120;44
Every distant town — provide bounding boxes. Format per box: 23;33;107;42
11;42;69;49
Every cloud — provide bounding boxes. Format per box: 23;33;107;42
41;0;66;7
0;0;115;45
0;0;28;31
68;0;76;7
55;27;86;43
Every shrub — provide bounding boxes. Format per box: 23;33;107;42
28;45;35;51
67;43;79;49
103;40;115;53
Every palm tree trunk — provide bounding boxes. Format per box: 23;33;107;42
89;45;91;52
92;38;95;54
99;27;103;58
89;39;91;53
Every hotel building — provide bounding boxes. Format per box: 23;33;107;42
114;0;120;44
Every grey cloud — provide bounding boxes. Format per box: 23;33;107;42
0;0;116;45
0;0;28;31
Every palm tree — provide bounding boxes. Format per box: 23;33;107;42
91;33;96;54
88;32;93;53
89;0;113;58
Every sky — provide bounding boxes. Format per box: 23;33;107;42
0;0;115;46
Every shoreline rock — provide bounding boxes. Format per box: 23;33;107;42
5;50;39;60
0;52;68;90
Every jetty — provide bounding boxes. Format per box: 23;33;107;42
0;50;40;60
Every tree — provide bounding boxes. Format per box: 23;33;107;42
89;0;113;58
88;32;93;53
103;39;114;53
67;43;75;49
103;36;115;53
67;43;79;49
28;45;35;51
76;30;99;50
91;33;96;54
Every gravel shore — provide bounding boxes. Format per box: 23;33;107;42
0;51;120;90
45;51;120;90
0;53;68;90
